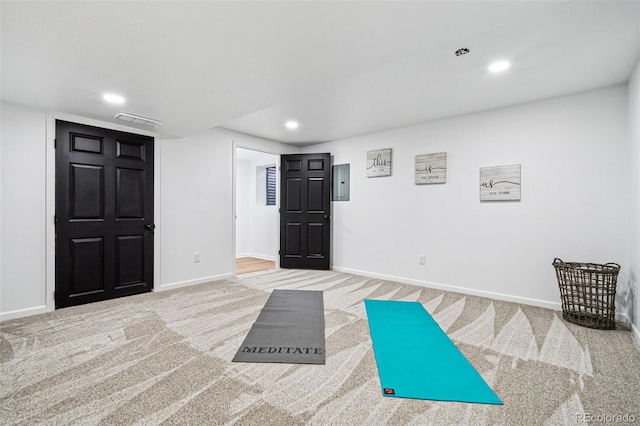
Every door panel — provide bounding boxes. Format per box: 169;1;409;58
285;223;302;257
70;237;105;296
307;178;324;211
70;164;104;219
71;133;103;154
116;139;145;160
285;178;302;212
56;120;154;308
116;168;144;218
116;235;144;287
280;153;331;270
307;223;324;257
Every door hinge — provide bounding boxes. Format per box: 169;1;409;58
54;138;57;149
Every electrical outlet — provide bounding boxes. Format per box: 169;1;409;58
194;252;200;263
419;255;426;265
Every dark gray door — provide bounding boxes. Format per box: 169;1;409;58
55;120;154;308
280;153;331;270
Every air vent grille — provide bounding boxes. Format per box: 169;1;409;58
114;112;163;128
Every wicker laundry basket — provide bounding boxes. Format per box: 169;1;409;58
552;258;620;330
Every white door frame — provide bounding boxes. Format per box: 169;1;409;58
45;112;161;312
232;142;281;274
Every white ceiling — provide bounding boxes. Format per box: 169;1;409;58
2;1;639;146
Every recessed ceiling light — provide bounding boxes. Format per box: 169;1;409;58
285;120;299;130
488;60;511;73
103;93;125;104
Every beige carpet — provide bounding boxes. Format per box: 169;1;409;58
1;269;639;425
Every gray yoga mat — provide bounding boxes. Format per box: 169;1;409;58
232;289;325;364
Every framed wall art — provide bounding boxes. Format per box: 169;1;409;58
415;152;446;184
480;164;521;201
367;148;392;177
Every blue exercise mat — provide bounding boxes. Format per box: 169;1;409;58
364;299;502;404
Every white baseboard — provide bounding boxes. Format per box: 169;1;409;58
236;253;276;262
0;305;50;322
616;312;631;326
158;273;234;292
332;266;561;311
1;274;235;322
632;323;640;350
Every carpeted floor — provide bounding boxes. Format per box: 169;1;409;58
1;269;639;425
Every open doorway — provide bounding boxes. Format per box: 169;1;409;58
235;147;279;274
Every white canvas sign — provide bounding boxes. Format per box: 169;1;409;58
415;152;446;184
480;164;521;201
367;149;392;177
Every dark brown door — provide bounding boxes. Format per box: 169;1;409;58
280;153;331;270
55;120;154;308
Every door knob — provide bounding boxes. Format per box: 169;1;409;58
145;224;155;230
323;214;330;220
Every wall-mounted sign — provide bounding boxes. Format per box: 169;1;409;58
415;152;446;184
367;149;392;177
480;164;521;201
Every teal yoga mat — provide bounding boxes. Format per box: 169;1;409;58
364;299;502;404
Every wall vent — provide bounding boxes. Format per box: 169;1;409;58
114;112;163;128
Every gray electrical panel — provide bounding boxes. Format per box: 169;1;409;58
332;163;350;201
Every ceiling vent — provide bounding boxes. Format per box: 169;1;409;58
114;112;163;128
455;48;470;56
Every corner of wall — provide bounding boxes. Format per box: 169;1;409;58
0;102;3;318
632;322;640;350
629;57;640;338
1;102;49;321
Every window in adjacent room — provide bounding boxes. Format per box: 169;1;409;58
266;166;276;206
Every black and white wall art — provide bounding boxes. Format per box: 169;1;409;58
367;148;392;177
480;164;521;201
415;152;446;184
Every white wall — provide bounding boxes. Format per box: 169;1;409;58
628;59;640;344
235;159;251;256
235;151;279;261
0;102;47;318
0;103;294;319
158;129;235;288
304;85;629;310
249;158;279;260
0;102;162;320
0;85;636;327
158;128;293;290
0;104;2;317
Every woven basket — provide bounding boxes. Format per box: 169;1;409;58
552;258;620;330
